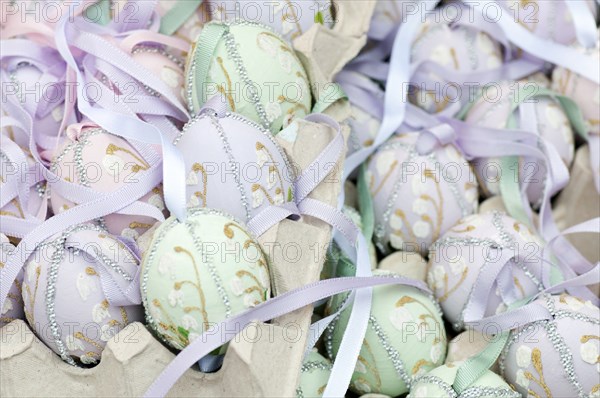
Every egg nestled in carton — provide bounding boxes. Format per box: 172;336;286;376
296;350;333;398
325;269;447;397
366;133;478;256
501;294;600;398
408;362;519;398
409;10;503;114
209;0;336;42
185;21;313;134
0;234;24;327
174;110;295;223
21;224;144;365
464;80;575;206
427;211;544;330
141;208;271;351
49;125;167;241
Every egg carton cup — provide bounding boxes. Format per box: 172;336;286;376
1;114;350;397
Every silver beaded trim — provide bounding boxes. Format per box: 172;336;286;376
369;315;413;388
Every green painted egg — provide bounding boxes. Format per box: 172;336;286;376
185;21;312;135
141;208;271;350
296;350;332;398
326;270;447;396
408;363;519;398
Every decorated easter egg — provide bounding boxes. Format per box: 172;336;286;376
501;293;600;398
50;125;166;240
185;21;312;134
465;81;575;205
369;0;414;41
326;270;447;396
410;15;503;113
366;133;479;256
174;112;295;223
500;0;597;45
296;350;332;398
209;0;335;42
141;208;271;350
0;234;24;327
428;211;544;330
552;43;600;135
129;44;186;107
0;139;48;230
21;224;143;365
408;362;519;398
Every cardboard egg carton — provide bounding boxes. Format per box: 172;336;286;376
0;2;376;396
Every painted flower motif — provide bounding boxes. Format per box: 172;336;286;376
258;268;270;289
487;54;501;69
411;175;427;196
430;343;443;363
101;324;117;341
430;265;446;289
265;102;282;123
412;198;429;216
283;112;295;127
390;233;404;250
278;52;293;74
161;66;181;88
149;304;162;323
148;194;165;211
103;154;125;177
80;353;99;364
267;168;277;189
230;276;244;296
158;253;175;278
516;345;532;368
76;273;97;301
257;35;277;58
389;212;404;230
186;171;198;186
189;332;200;342
430;45;453;66
354;360;367;374
411;385;429;398
256;147;269;167
413;220;431;238
168;289;184;307
580;340;599;365
448;257;466;276
121;227;139;241
92;302;110;323
252;189;264;208
477;32;496;54
515;369;529;388
26;262;39;282
274;190;284;205
181;314;199;331
563;295;584;311
65;334;84;352
389;306;414;331
353;380;371;394
187;194;200;208
464;186;478;208
376;150;396;176
495;302;507;315
243;294;258;308
52;104;64;122
1;299;12;315
445;145;463;164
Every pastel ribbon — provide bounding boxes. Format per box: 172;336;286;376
159;0;203;36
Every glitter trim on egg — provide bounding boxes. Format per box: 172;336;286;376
369;315;412;388
131;45;185;98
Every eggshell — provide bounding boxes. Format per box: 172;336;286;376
445;330;500;373
49;126;166;240
296;350;332;398
501;294;600;398
209;0;335;42
465;81;575;205
21;224;143;365
408;363;518;398
0;234;24;327
326;270;447;396
378;251;428;282
410;17;503;113
185;21;312;134
141;208;271;350
428;211;543;330
366;133;478;256
174;112;295;223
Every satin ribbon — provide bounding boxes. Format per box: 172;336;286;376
159;0;204;36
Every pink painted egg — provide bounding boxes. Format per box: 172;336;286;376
366;133;478;255
21;224;143;365
49;125;167;240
